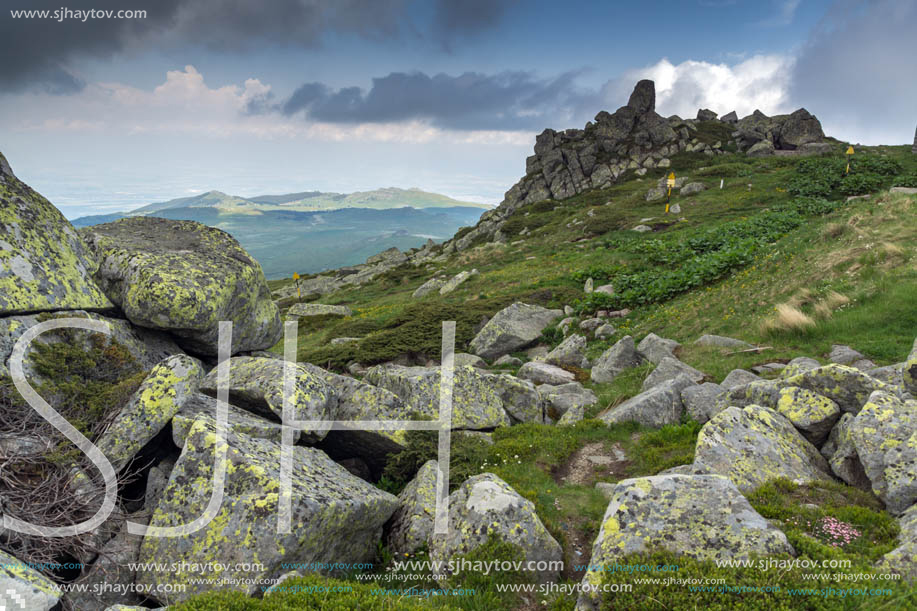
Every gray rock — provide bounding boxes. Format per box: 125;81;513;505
679;182;707;196
642;356;705;391
137;420;399;604
850;358;877;371
288;303;352;317
720;111;739;123
681;382;725;424
783;364;892;414
145;457;176;510
330;336;360;345
454;352;488;369
469;302;562;360
200;356;336;442
439;269;477;295
366;247;407;265
594;323;616;339
829;344;865;365
752;362;786;374
721;369;761;389
518;361;575;385
747;140;776;157
776;108;825;149
579;317;603;332
637;332;680;364
849;390;917;514
696;109;718;121
821;413;870;490
600;374;695;428
591;335;644;383
891;187;917;195
877;502;917;580
413;276;447;298
0;549;61;611
695;404;832;492
627;79;656;114
487;373;543;424
172;392;296;447
365;364;510;429
83;217;281;355
539;382;597;422
431;473;562;584
545;334;589;368
583;277;594;293
780;357;822;379
386;460;438;556
576;474;792;610
905;337;917;396
0;155;113;316
95;354;204;471
493;355;523;367
868;363;905;387
696;334;753;350
632;224;653;233
646;186;666;201
775;386;841;446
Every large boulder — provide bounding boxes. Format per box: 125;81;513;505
518;361;576;385
775;386;841;446
776;108;825;149
486;373;543;423
137;418;399;604
577;474;793;609
386;460;439;556
0;549;61;611
712;380;781;416
590;335;644;383
627;79;656;114
720;369;761;389
877;503;917;581
821;413;870;489
636;332;679;364
694;404;832;492
642;356;705;391
96;354;204;471
783;364;891;414
849;391;917;514
0;152;113;315
600;374;694;428
430;473;562;584
172;392;295;447
469;302;562;360
538;382;597;422
364;364;510;429
82;217;282;355
200;356;336;442
681;382;724;424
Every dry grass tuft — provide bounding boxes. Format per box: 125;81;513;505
821;222;848;239
762;303;817;334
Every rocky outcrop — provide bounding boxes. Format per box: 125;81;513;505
386;460;438;556
1;152;113;315
0;549;61;611
430;473;562;584
469;302;562;360
137;417;399;604
577;474;792;609
600;374;694;428
82;217;281;355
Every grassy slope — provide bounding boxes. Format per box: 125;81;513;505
206;146;917;610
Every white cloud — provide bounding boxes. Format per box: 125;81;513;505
760;0;802;27
601;54;795;119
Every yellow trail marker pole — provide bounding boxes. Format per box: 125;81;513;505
665;172;675;214
292;272;301;298
845;145;854;175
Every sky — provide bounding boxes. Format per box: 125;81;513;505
0;0;914;219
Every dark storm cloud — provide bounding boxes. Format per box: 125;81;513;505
788;0;917;143
275;70;591;131
1;0;512;94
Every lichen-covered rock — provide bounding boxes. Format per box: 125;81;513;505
96;354;204;471
439;269;477;295
576;474;793;610
849;391;917;514
137;418;399;604
877;503;917;581
430;473;562;584
413;276;447;298
287;303;352;317
493;354;523;367
868;363;905;388
469;302;562;360
364;364;510;429
386;460;439;556
636;332;680;364
601;374;694;428
590;335;644;383
0;153;113;315
821;413;870;490
780;357;822;379
518;361;575;385
642;356;705;391
776;386;841;446
82;217;281;355
720;369;761;389
784;364;892;414
712;379;782;417
829;344;865;365
905;338;917;396
0;549;61;611
680;382;724;424
538;382;597;422
0;309;182;380
545;334;589;368
454;353;487;368
695;404;832;492
200;357;336;442
172;392;296;447
486;373;543;424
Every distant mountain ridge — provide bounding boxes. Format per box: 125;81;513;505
126;187;488;216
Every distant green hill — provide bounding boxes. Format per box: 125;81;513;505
128;187;488;215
